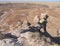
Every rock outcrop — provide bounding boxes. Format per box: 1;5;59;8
0;13;55;46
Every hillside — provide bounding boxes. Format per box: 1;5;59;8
0;3;60;37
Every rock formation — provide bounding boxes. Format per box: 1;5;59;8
0;13;56;46
17;20;23;28
39;12;48;33
22;20;31;29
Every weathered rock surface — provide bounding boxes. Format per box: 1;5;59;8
8;29;21;37
0;38;19;46
0;3;60;46
0;28;54;46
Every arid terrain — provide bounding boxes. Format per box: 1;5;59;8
0;2;60;37
0;2;60;46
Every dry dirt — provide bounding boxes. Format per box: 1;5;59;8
0;3;60;37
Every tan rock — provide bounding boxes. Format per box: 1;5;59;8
22;20;30;29
33;15;40;24
40;12;47;19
